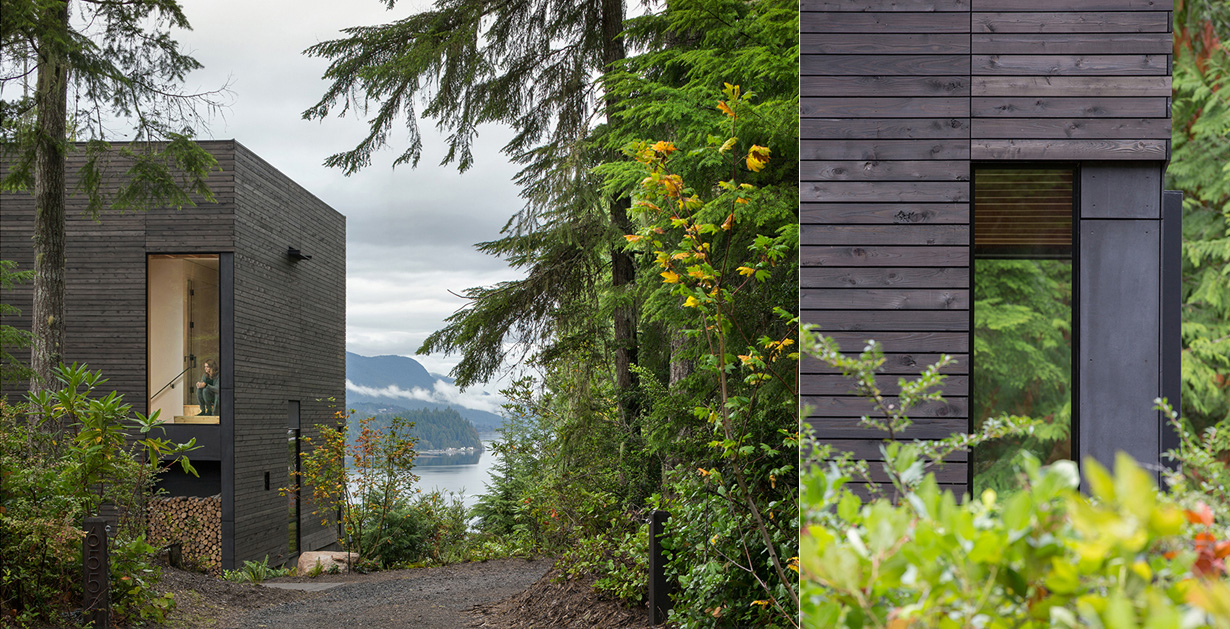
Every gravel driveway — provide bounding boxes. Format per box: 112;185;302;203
228;558;553;629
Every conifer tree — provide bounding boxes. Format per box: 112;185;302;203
1168;0;1230;430
304;0;641;405
0;0;226;395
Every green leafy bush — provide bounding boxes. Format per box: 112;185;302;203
800;332;1230;628
1;364;198;625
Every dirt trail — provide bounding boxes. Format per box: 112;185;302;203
160;558;552;629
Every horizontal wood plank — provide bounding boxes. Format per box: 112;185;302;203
821;438;969;462
801;353;969;374
971;139;1169;159
803;289;971;310
971;0;1171;10
972;117;1171;139
801;140;971;160
802;308;970;329
971;97;1169;118
803;55;970;76
802;181;970;203
802;0;969;10
802;33;970;54
802;12;970;33
801;224;969;245
972;33;1172;55
803;97;970;117
801;160;970;181
802;245;969;267
806;417;969;440
802;76;970;98
800;203;970;224
802;268;970;290
972;76;1171;97
973;11;1170;33
801;118;971;139
973;54;1169;76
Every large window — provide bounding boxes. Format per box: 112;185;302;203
972;168;1075;494
148;254;220;424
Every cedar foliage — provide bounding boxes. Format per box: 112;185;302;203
1169;0;1230;432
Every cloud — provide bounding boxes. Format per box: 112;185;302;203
344;378;506;415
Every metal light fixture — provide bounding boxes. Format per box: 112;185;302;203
287;247;312;261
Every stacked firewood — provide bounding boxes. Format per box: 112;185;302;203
147;494;222;574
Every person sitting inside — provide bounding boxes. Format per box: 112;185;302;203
196;359;220;416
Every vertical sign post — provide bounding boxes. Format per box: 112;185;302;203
648;509;673;625
83;517;110;628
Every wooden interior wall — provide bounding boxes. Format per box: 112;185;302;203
801;0;1172;496
230;142;345;567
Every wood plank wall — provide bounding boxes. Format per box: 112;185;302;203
230;142;346;566
800;0;1172;496
0;142;236;404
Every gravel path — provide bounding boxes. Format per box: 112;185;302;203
227;558;553;629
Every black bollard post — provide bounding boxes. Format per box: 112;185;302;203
83;517;110;628
648;509;673;626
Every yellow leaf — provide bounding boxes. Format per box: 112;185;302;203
721;213;734;230
719;137;737;153
684;296;701;308
750;600;769;608
746;145;771;172
623;234;642;242
734;197;749;204
652;140;676;154
661;270;681;283
697;467;709;476
737;266;756;276
717;101;735;118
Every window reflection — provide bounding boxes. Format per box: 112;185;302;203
972;169;1074;494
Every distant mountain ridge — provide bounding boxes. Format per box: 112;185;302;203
345;352;504;432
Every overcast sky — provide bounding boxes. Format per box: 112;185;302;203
175;1;527;402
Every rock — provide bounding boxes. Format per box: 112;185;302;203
297;551;358;575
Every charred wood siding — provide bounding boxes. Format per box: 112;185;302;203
0;141;343;569
800;0;1172;496
0;142;236;403
230;143;345;567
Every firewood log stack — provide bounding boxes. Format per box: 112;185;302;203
147;494;222;575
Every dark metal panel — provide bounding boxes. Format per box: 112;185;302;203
1079;220;1160;475
1080;162;1163;218
1160;191;1183;467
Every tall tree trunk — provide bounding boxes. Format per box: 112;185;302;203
29;1;70;400
602;0;639;416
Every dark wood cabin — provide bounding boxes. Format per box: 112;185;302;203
801;0;1180;495
0;140;346;569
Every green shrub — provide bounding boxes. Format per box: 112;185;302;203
1;364;198;625
802;451;1230;627
221;557;292;584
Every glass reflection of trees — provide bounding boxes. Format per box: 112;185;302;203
972;169;1074;494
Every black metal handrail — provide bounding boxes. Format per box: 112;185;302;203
150;366;191;402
